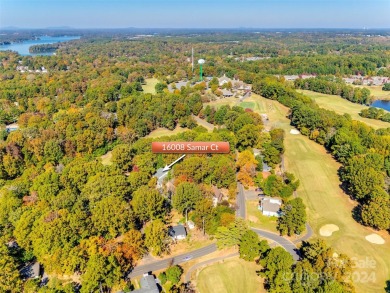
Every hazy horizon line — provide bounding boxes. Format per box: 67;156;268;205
1;26;390;31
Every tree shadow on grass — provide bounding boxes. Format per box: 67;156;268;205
351;204;363;225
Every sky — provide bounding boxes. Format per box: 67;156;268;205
0;0;389;29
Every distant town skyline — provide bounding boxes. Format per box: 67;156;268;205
0;0;389;29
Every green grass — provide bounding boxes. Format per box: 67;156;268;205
239;101;255;110
298;90;390;130
142;78;159;94
204;97;238;109
196;258;265;293
250;94;390;293
246;200;278;233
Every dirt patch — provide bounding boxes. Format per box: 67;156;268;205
290;129;300;135
248;215;259;223
319;224;339;237
365;234;385;245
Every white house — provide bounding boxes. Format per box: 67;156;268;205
218;74;232;86
259;197;282;217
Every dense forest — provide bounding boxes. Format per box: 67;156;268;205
1;29;390;292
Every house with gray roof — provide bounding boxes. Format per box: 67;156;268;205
259;197;282;217
221;89;233;97
20;262;40;280
153;168;169;189
130;274;160;293
169;225;187;240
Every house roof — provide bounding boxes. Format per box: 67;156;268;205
130;275;159;293
218;74;232;85
212;186;223;200
20;262;40;279
221;89;233;96
261;197;282;214
153;168;168;186
169;225;187;238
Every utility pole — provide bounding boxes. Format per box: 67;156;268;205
192;47;194;73
202;217;205;236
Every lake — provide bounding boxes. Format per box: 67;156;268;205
371;100;390;112
0;35;80;56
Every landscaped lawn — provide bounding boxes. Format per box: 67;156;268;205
297;90;390;129
204;97;238;109
196;258;265;293
250;94;390;293
246;200;278;233
142;77;159;94
239;101;255;110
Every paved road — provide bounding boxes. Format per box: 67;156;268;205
128;244;217;278
184;253;239;283
236;182;246;219
191;115;215;131
251;227;300;262
294;223;313;244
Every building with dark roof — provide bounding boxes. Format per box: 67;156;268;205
20;262;40;280
169;225;187;240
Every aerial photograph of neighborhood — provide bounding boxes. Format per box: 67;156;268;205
0;0;389;292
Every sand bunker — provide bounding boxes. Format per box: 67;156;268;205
319;224;339;237
365;234;385;244
290;129;300;135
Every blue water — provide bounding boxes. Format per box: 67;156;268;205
371;100;390;112
0;35;80;56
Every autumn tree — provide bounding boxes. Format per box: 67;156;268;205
236;150;257;187
361;195;390;230
277;198;307;236
91;195;134;239
81;254;122;293
239;230;269;261
131;186;167;223
0;243;22;293
215;218;248;248
144;219;169;256
173;182;202;215
259;247;294;293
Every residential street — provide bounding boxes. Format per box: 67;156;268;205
128;244;217;278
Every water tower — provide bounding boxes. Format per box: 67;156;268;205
198;59;205;81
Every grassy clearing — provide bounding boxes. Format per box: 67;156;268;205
204;97;239;109
142;78;159;94
196;258;265;293
239;101;255;110
250;94;390;293
298;90;390;130
100;151;112;166
246;200;278;233
145;126;189;139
